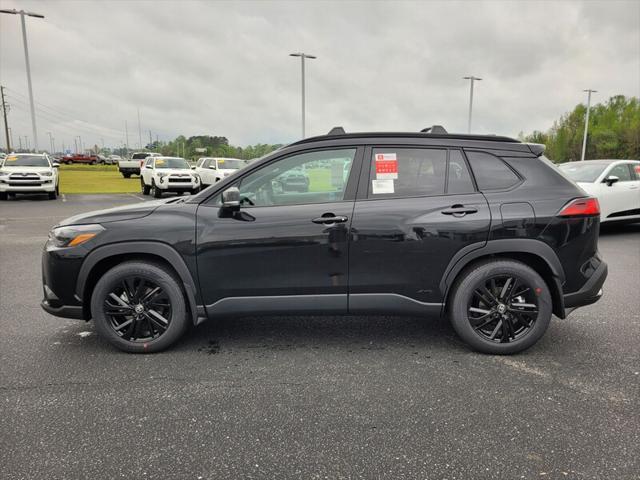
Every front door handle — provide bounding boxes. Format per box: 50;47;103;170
312;214;348;224
441;205;478;217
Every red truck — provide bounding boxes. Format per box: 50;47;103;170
63;154;99;165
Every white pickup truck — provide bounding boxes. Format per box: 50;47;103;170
118;152;160;178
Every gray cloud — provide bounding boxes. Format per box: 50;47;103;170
0;0;638;152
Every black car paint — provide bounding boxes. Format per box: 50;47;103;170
41;133;607;325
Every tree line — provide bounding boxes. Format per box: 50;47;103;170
520;95;639;163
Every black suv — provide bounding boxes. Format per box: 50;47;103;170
41;126;607;354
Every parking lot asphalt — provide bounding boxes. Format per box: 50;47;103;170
0;194;638;480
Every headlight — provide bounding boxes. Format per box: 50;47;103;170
193;174;200;182
49;224;105;248
41;171;53;177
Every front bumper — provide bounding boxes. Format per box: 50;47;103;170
0;180;55;192
563;260;608;312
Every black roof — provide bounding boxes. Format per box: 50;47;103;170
289;126;520;148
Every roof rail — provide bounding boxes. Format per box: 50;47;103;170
420;125;448;134
327;126;346;135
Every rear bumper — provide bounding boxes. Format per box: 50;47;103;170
119;167;140;174
563;260;608;312
41;299;85;320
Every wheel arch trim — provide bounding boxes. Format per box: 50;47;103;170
76;241;200;325
440;239;566;318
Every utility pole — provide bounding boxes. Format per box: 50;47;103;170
19;136;22;150
289;52;316;138
124;120;130;154
463;76;482;133
580;89;597;162
0;85;11;151
47;131;54;153
137;108;142;149
77;135;83;153
0;9;44;151
148;130;152;148
74;138;78;154
8;127;14;151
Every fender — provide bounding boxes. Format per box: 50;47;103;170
440;238;566;318
76;241;203;325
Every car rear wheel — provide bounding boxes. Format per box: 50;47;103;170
90;261;189;353
141;178;150;195
122;172;131;178
0;192;7;200
48;189;57;200
449;259;552;354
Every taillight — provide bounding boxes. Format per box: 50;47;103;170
558;197;600;217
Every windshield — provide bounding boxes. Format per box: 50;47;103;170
2;155;50;167
155;158;190;169
558;163;607;183
216;159;244;169
132;153;151;160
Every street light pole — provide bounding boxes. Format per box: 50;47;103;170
290;53;316;138
0;9;44;152
580;89;597;162
463;76;482;133
47;131;54;153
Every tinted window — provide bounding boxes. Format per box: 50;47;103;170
154;158;190;169
227;149;355;207
368;148;447;199
608;164;632;182
2;155;50;167
466;151;520;190
132;153;150;160
447;150;475;194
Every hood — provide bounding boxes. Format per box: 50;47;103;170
156;169;194;176
57;198;180;227
1;165;53;174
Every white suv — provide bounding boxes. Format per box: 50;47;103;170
0;153;60;200
140;156;200;198
193;157;245;186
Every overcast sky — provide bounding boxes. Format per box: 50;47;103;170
0;0;638;152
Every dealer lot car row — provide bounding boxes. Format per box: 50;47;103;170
40;126;610;354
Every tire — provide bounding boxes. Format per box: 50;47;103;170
122;172;131;179
0;192;7;200
100;161;106;165
449;259;552;355
91;160;97;165
141;178;150;195
48;189;57;200
152;181;162;198
90;261;189;353
190;188;199;195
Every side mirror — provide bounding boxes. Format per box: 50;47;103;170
221;187;241;209
604;175;619;186
191;166;196;170
210;165;217;170
52;162;60;168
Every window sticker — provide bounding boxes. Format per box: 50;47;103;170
375;153;398;179
218;159;224;164
6;156;17;162
155;159;165;165
371;179;395;194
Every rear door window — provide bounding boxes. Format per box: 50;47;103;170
447;150;475;194
367;148;447;198
465;151;521;191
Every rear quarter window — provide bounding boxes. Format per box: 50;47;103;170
465;151;521;191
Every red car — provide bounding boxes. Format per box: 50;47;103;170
63;154;99;165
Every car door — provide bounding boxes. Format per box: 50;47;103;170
141;158;154;184
600;162;639;220
348;147;491;315
196;147;363;317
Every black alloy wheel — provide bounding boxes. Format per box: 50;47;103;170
467;275;539;343
103;276;172;343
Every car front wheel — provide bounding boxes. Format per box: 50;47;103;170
141;178;150;195
152;181;162;198
449;259;552;355
90;261;189;353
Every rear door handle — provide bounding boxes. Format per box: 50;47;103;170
441;205;478;217
312;214;348;224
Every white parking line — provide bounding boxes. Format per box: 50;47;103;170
61;194;66;202
127;193;145;201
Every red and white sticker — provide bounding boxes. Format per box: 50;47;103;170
375;153;398;179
